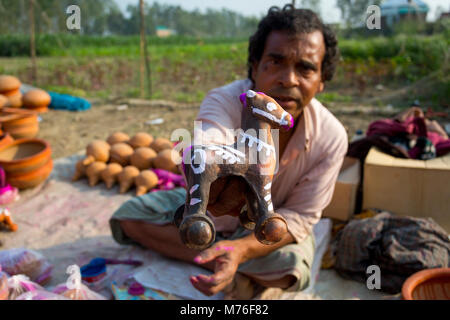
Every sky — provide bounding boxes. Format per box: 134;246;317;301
115;0;450;23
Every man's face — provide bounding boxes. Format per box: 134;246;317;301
251;30;326;121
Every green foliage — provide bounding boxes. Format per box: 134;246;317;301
339;35;449;79
316;92;353;103
0;34;249;57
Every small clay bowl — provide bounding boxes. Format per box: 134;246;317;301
402;268;450;300
0;138;52;176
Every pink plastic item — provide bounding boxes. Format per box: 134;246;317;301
150;169;186;192
0;167;19;205
0;271;8;300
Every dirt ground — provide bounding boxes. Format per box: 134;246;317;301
37;100;382;159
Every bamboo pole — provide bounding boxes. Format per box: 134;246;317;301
29;0;37;84
139;0;145;98
139;0;152;98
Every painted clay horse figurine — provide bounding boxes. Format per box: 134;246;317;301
176;90;294;250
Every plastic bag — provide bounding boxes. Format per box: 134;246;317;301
0;248;53;285
7;274;43;300
0;270;8;300
52;265;107;300
15;290;70;300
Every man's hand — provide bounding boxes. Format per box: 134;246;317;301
190;240;244;296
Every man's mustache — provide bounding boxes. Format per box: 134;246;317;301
267;88;303;106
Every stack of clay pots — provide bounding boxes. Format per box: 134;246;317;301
0;75;51;112
0;75;52;139
73;132;181;196
0;75;22;108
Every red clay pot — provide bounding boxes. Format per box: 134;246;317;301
402;268;450;300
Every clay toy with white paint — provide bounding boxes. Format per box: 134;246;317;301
175;90;294;250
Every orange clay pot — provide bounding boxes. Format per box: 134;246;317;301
0;108;39;139
128;132;154;149
109;142;134;166
0;133;14;149
22;89;51;113
6;158;53;189
149;137;173;153
135;170;159;196
0;94;8;108
0;138;52;179
153;149;181;173
117;166;140;194
86;161;107;187
101;163;123;189
106;132;130;146
130;147;157;170
83;140;110;165
402;268;450;300
4;90;23;108
72;159;87;182
0;75;21;93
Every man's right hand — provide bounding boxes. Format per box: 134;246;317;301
207;176;247;217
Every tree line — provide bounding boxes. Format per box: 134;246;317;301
0;0;260;37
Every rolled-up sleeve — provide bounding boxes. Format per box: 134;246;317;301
277;140;348;244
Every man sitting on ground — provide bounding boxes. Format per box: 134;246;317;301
110;5;347;298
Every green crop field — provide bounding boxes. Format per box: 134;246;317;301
0;34;448;107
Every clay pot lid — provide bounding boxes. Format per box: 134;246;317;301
0;138;51;165
0;76;21;93
402;268;450;300
23;89;51;108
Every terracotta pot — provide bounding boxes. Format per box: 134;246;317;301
2;124;39;139
7;158;53;189
22;89;51;111
0;138;52;183
0;133;14;149
402;268;450;300
0;108;39;139
0;75;21;93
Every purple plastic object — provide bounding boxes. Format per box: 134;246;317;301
127;282;145;296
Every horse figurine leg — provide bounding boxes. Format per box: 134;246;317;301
245;176;288;244
177;147;217;250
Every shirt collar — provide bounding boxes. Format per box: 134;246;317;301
278;100;312;170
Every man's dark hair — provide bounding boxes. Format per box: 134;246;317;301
247;5;339;82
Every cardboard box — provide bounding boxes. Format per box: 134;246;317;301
323;157;361;221
363;147;450;233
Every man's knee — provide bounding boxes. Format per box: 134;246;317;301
250;274;297;290
120;220;144;242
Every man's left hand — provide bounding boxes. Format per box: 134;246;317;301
190;240;244;296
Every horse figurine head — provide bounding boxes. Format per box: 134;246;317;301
240;90;294;132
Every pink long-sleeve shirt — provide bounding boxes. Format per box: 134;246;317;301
195;79;348;243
